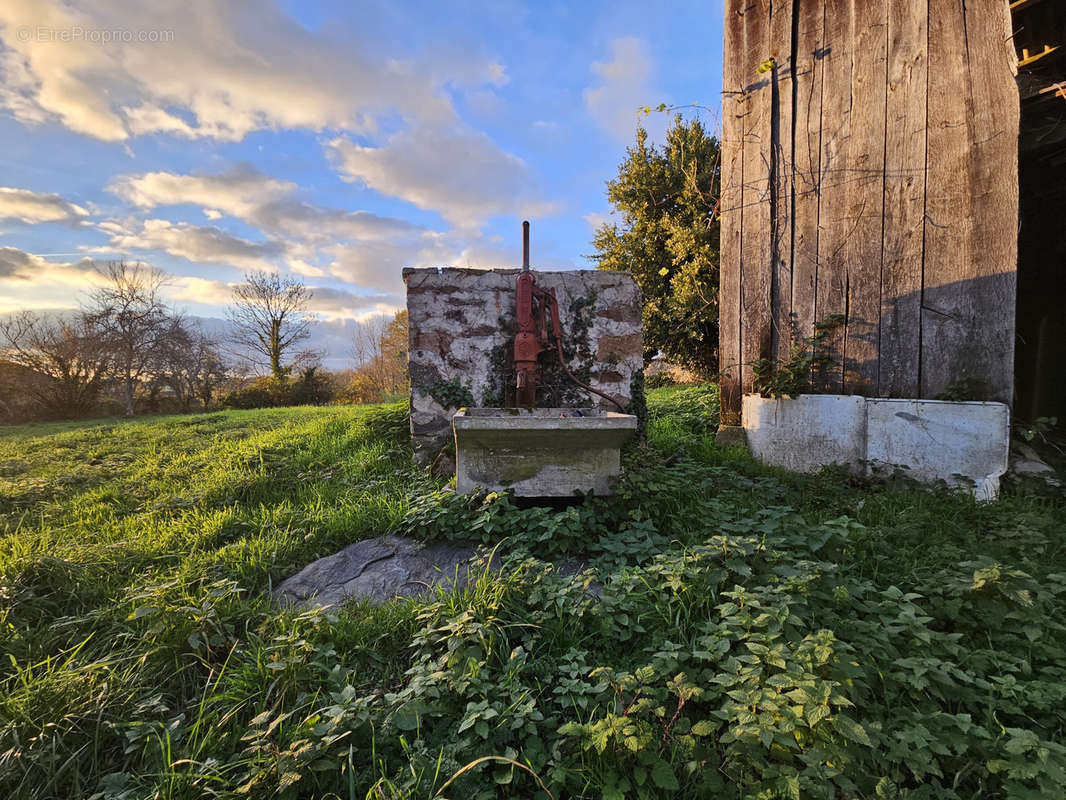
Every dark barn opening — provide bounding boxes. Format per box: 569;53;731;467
1015;1;1066;422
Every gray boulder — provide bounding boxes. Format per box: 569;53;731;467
272;534;603;609
273;535;492;609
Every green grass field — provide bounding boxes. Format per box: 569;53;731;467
1;388;1064;798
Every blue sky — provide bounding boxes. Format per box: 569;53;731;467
0;0;723;368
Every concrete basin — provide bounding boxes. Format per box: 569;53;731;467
452;408;638;497
742;394;1010;501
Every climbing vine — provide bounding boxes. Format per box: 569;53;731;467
626;369;648;441
481;315;516;408
427;377;475;410
537;290;598;407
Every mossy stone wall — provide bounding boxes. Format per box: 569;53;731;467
405;267;643;463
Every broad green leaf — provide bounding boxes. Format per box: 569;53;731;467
690;720;717;736
832;713;872;746
651;760;680;790
806;705;830;727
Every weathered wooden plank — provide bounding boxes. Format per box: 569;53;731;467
878;0;927;398
718;1;747;424
769;0;795;365
790;0;825;366
739;0;773;396
921;0;978;400
960;0;1018;404
813;0;853;393
842;0;888;394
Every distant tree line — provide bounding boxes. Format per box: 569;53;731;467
0;263;409;424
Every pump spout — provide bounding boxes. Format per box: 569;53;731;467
521;220;530;272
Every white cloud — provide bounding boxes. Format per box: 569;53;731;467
0;186;89;224
0;0;504;142
168;274;399;322
107;166;447;286
97;218;284;272
583;210;614;232
320;238;447;292
307;286;400;320
122;103;200;138
583;37;659;142
106;164;534;292
109;165;428;244
320;231;521;293
286;258;327;279
465;88;504;117
327;124;555;229
109;166;295;220
0;246;41;279
167;275;234;307
1;2;546;237
0;247;103;311
256;202;427;244
486;62;508;87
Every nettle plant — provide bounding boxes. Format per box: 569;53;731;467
751;314;845;398
384;447;1066;798
292;502;1066;798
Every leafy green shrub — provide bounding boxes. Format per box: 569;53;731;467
222;368;333;410
288;366;333;405
221;376;290;409
643;370;676;390
752;314;845;397
426;377;474;410
398;488;665;571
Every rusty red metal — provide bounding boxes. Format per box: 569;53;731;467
513;221;624;410
514;270;541;406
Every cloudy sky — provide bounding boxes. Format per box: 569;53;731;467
0;0;724;368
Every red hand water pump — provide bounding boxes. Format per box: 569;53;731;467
512;221;623;410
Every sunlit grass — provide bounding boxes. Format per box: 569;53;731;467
0;391;1064;798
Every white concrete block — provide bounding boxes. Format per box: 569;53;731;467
742;394;867;473
865;399;1010;501
741;394;1011;501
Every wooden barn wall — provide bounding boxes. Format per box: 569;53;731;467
719;0;1019;422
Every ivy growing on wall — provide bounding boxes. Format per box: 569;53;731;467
427;377;475;409
626;369;648;441
481;315;516;408
537;290;598;407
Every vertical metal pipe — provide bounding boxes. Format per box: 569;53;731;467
522;220;530;272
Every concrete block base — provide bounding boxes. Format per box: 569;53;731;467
743;395;867;473
453;408;638;497
742;394;1010;501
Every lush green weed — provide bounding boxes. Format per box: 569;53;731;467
1;390;1064;798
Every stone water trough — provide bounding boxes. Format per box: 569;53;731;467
453;408;637;497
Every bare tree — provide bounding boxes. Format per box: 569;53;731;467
0;311;111;418
227;271;314;380
87;261;175;417
156;322;228;411
351;314;391;375
343;310;408;403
